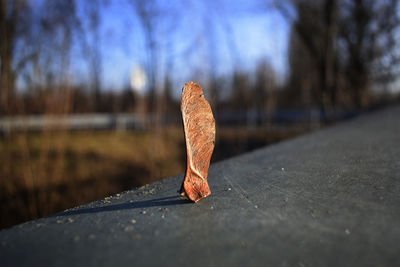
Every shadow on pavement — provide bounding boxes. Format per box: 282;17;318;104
50;195;191;217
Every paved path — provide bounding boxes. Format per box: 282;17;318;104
1;105;400;267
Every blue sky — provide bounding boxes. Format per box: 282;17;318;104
75;0;290;94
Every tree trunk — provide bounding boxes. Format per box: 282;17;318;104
0;0;16;115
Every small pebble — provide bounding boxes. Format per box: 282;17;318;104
88;234;96;240
124;226;134;232
68;218;74;223
254;205;258;209
130;219;136;224
345;229;351;235
282;167;285;171
210;206;214;210
227;188;232;191
73;236;80;242
141;210;147;215
161;214;165;219
56;220;63;224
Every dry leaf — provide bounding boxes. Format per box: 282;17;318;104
180;81;216;202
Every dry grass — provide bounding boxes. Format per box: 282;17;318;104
0;128;186;229
0;125;307;229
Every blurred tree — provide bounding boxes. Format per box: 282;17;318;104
80;1;103;112
231;70;251;123
130;0;160;116
277;0;339;119
339;0;400;107
278;0;400;111
286;25;317;108
160;72;179;124
204;18;219;115
120;87;137;113
254;60;277;125
39;0;81;114
0;0;31;114
201;0;241;119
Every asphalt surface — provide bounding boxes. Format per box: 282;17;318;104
1;105;399;267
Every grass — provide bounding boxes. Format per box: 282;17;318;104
0;125;307;229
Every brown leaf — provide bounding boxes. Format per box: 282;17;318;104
180;81;216;202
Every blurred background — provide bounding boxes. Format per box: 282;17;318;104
1;0;399;229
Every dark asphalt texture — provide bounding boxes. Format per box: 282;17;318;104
1;105;399;267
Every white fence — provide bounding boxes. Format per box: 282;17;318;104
0;113;146;133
